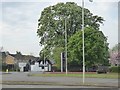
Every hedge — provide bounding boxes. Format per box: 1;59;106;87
109;66;120;73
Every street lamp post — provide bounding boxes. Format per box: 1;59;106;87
65;18;68;75
82;0;85;84
82;0;93;84
44;34;46;73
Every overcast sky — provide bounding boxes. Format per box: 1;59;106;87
0;0;119;56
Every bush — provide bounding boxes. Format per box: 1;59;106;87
52;66;58;72
2;63;7;71
109;66;120;73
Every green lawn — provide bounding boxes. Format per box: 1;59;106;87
28;72;118;79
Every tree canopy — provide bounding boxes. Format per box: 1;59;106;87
37;2;108;69
37;2;104;51
68;27;109;68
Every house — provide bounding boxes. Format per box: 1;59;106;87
30;59;53;72
1;51;54;72
5;55;15;71
9;52;40;72
18;62;27;72
1;51;38;71
5;55;15;64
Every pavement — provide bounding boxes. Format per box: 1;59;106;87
1;72;119;88
2;85;117;88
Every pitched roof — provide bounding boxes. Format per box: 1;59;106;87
1;51;39;62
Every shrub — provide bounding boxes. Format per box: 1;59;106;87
109;66;120;73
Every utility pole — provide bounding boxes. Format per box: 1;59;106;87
82;0;93;84
65;18;68;75
82;0;85;84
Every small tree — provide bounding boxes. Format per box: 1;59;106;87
68;27;109;69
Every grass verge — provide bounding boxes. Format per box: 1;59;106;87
28;73;118;79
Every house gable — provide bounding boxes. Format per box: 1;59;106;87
5;55;15;65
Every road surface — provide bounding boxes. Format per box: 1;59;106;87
1;72;119;88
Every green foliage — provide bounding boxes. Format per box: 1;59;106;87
39;46;52;60
37;2;107;69
2;63;6;71
109;66;120;73
37;2;104;58
52;47;64;70
111;43;120;51
30;73;118;79
68;27;109;68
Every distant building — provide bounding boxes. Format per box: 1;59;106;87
5;55;15;71
18;62;27;72
30;59;52;72
5;55;15;64
1;51;54;72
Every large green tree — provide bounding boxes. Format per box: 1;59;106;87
68;27;109;69
37;2;105;68
37;2;104;54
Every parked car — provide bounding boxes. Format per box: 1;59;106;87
97;66;109;74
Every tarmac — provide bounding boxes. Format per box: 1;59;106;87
1;72;119;88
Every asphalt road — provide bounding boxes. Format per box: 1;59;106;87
1;72;119;88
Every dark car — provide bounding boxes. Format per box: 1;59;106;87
97;66;109;74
